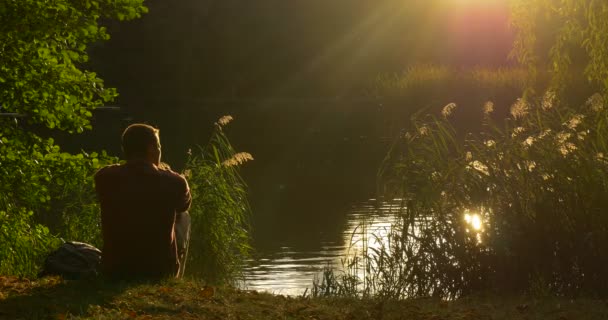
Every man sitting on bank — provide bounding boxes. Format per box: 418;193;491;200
95;123;192;280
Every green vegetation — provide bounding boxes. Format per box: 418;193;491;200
0;1;252;284
312;0;608;300
4;1;608;318
3;276;608;319
318;92;608;298
0;0;145;276
0;139;114;276
510;0;608;93
183;117;253;284
0;114;253;283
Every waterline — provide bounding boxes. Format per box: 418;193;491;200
242;199;403;295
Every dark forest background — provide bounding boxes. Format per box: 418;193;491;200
77;0;516;245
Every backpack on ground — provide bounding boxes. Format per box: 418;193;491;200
39;241;102;280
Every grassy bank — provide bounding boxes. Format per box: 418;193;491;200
1;276;608;320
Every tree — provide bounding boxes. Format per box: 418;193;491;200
511;0;608;93
0;0;146;276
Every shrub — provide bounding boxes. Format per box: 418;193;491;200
0;134;115;276
0;207;60;277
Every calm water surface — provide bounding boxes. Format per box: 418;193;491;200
242;199;402;296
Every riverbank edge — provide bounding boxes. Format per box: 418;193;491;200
1;276;607;319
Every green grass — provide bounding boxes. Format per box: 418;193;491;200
2;276;608;319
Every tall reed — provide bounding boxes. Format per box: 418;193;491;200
183;116;252;284
316;92;608;298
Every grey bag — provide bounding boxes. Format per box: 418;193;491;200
39;241;101;280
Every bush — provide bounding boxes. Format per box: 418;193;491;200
0;207;60;277
0;133;115;276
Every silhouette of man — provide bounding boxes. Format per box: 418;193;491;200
95;124;191;280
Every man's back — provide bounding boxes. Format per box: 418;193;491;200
95;161;191;279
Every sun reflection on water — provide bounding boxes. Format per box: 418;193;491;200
463;209;488;244
464;212;483;231
243;201;491;296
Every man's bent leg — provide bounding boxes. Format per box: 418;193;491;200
175;211;191;278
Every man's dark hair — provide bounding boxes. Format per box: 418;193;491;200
121;124;160;159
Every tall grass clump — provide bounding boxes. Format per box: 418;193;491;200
318;92;608;299
183;116;252;284
0;134;114;276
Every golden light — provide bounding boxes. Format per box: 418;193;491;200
441;0;513;66
464;212;483;231
443;0;506;6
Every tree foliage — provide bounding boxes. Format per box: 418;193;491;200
0;0;146;131
511;0;608;93
0;0;146;276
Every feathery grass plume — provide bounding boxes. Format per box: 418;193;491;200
525;160;537;171
558;142;577;156
565;114;584;130
418;125;429;136
556;132;571;145
217;115;234;127
555;132;574;156
441;103;457;118
403;132;413;142
523;136;535;148
541;91;557;110
511;126;525;138
483;101;495;116
577;131;588;141
539;129;552;139
510;98;529;119
222;152;254;167
468;160;489;176
587;93;604;112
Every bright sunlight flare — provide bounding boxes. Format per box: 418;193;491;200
464;212;483;231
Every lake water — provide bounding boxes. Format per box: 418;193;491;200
242;199;402;296
82;100;400;295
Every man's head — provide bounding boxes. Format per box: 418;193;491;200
122;124;161;165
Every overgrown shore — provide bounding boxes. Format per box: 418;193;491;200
1;276;607;320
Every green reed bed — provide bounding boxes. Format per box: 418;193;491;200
315;92;608;299
183;116;253;285
0;117;252;284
